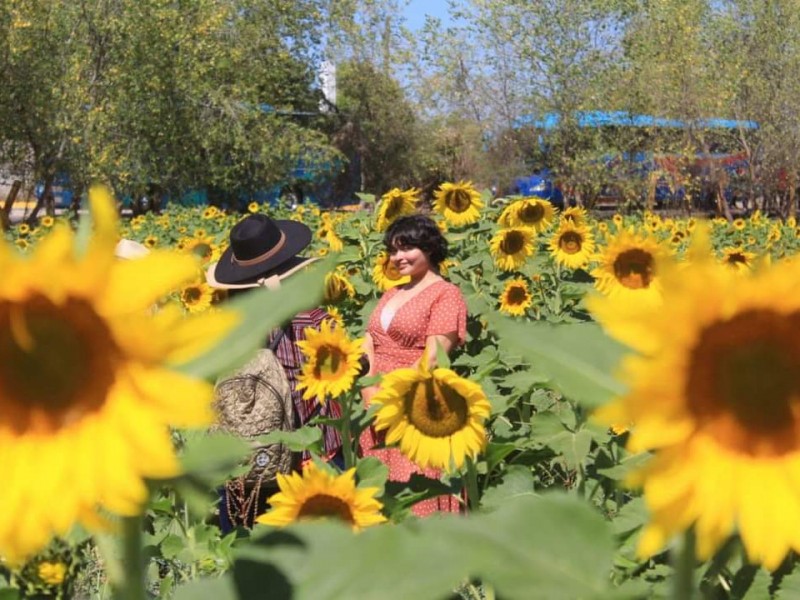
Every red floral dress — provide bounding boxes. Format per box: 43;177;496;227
359;280;467;516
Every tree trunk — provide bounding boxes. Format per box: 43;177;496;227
0;180;22;231
25;174;54;225
788;169;797;219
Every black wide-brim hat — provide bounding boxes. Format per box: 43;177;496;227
207;213;313;287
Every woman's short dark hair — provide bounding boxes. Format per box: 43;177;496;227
384;214;448;267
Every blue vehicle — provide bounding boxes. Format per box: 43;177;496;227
514;111;758;209
513;169;565;209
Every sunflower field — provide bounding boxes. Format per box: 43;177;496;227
3;183;800;600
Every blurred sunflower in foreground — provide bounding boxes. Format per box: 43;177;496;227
432;181;483;227
256;462;386;530
0;186;236;563
591;231;800;570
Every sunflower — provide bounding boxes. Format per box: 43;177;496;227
498;198;555;232
144;235;159;249
17;223;30;236
296;320;364;403
202;206;219;220
183;237;220;266
591;239;800;570
40;216;54;228
732;218;746;231
256;462;386;530
38;561;67;585
0;186;235;563
193;228;208;239
720;247;756;273
498;278;533;317
371;361;491;472
588;229;672;349
489;227;536;272
372;250;410;290
180;280;214;313
247;202;259;214
14;239;28;252
324;305;345;330
560;206;587;227
375;188;419;232
548;221;595;269
432;181;483;227
317;225;344;252
324;269;356;303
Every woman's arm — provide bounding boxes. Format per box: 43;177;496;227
360;332;380;403
422;332;459;369
362;332;375;375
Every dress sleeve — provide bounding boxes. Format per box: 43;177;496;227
425;284;467;345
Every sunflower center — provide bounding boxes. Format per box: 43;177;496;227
183;286;202;304
405;378;469;438
726;252;747;265
499;231;525;255
446;190;472;213
687;309;800;456
613;249;654;289
558;232;583;254
385;198;404;220
191;242;213;260
384;261;404;281
519;203;544;224
313;345;348;380
506;286;528;305
297;494;355;524
0;296;118;434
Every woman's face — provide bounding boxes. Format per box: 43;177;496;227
388;241;432;280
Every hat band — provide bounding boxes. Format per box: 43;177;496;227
231;231;286;267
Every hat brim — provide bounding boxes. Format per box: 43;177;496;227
209;219;312;286
206;256;318;289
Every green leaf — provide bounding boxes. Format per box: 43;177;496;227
355;457;389;496
160;534;185;560
776;567;800;599
611;497;648;536
471;494;616;599
180;431;249;477
258;426;322;453
484;441;518;473
177;257;333;379
488;315;629;408
498;369;551;392
481;465;535;511
173;574;237;600
597;452;651;481
548;429;594;469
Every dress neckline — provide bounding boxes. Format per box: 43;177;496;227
381;279;448;333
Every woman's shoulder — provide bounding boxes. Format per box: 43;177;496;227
433;279;464;298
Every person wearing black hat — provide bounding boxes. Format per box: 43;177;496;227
207;213;343;529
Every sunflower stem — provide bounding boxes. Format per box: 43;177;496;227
117;514;147;600
672;528;697;600
341;392;355;470
465;457;480;513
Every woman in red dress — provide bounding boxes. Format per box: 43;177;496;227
360;214;468;516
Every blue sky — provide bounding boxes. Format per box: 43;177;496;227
403;0;454;30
